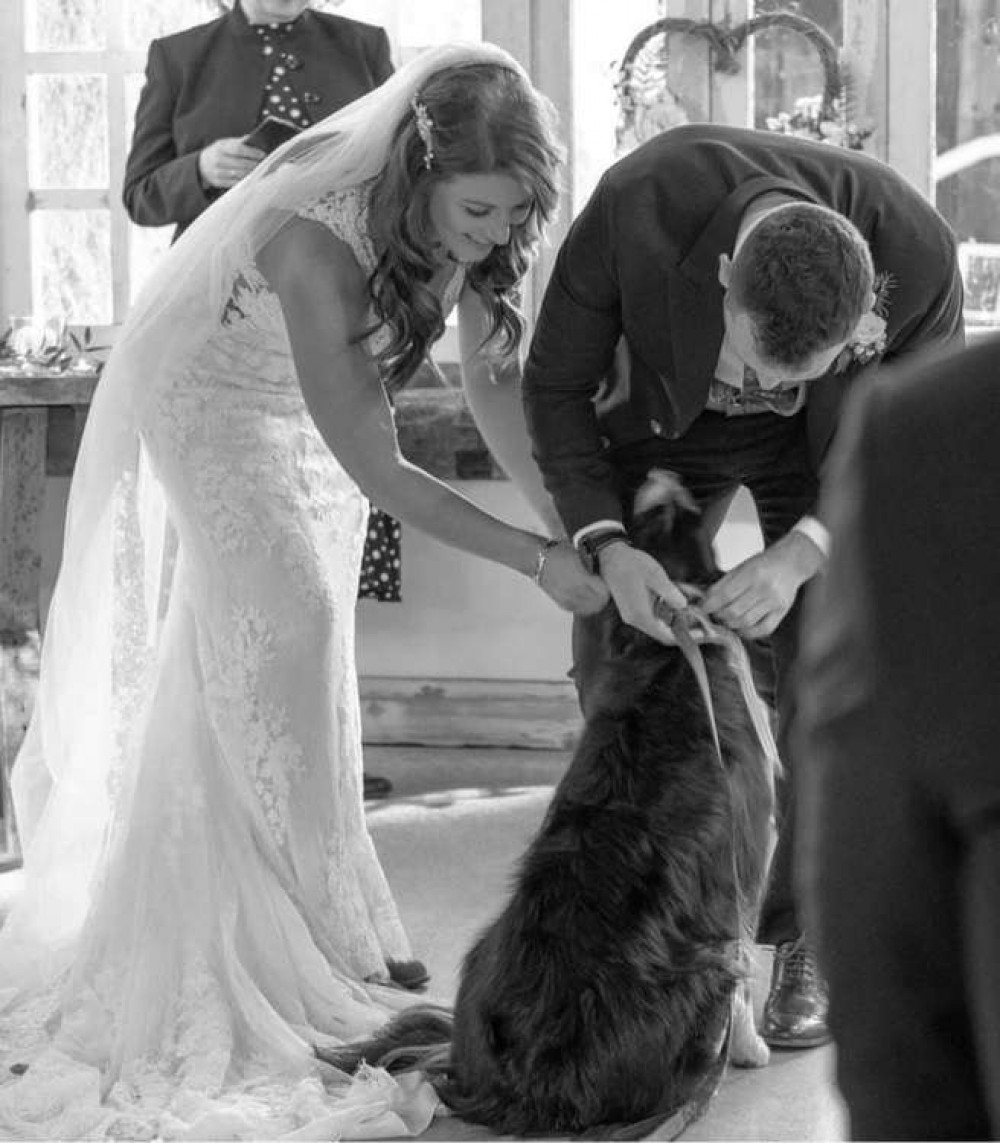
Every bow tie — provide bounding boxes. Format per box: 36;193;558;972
739;365;806;415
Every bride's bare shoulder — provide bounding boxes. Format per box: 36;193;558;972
257;214;367;300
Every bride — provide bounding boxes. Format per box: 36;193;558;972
0;42;607;1140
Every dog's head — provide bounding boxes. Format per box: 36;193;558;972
592;470;720;676
628;469;719;591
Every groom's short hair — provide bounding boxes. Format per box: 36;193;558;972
730;202;875;367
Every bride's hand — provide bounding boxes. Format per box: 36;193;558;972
535;540;611;615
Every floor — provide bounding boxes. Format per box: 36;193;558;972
0;743;848;1141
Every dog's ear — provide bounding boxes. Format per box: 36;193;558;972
630;469;718;585
632;469;699;532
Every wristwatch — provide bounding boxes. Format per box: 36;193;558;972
577;527;631;574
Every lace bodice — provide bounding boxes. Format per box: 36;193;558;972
297;182;467;333
214;181;464;374
298;182;380;275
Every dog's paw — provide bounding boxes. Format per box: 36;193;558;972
729;984;770;1068
730;1021;770;1068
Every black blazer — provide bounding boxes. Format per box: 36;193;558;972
523;124;965;536
123;3;392;239
794;335;1000;1143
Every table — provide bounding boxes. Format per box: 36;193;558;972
0;369;98;863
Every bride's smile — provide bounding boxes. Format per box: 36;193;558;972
427;172;533;265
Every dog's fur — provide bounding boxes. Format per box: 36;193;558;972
320;472;777;1138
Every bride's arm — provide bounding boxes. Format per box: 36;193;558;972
257;217;607;613
455;285;564;537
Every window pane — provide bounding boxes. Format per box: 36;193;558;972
25;0;107;51
125;1;225;51
572;0;665;210
333;0;481;58
328;0;398;39
936;0;1000;327
27;74;108;189
32;211;113;326
398;0;481;47
752;1;845;135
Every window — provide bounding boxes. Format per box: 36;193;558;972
935;0;1000;329
572;1;849;211
3;1;998;337
1;0;222;335
333;0;481;62
0;0;490;345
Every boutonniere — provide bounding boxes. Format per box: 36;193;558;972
833;271;894;373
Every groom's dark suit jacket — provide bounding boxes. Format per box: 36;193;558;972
122;3;392;240
522;124;965;536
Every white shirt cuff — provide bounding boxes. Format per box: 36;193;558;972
572;519;627;549
792;515;830;559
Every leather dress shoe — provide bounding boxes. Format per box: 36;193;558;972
761;935;832;1048
363;773;393;800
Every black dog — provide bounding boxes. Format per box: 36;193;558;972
321;470;777;1138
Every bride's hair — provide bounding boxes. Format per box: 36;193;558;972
366;62;564;392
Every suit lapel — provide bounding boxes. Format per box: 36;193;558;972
667;174;818;416
621;169;832;436
219;4;272;97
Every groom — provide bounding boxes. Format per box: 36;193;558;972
522;123;964;1049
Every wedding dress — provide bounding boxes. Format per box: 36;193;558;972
0;40;512;1142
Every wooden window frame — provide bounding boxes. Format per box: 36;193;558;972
0;0;149;343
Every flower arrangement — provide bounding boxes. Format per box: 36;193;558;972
833;271;894;373
765;93;873;151
612;31;693;156
613;11;862;156
0;322;106;375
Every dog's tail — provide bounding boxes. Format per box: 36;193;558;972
315;1004;453;1079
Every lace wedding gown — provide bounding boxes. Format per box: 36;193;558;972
0;183;456;1140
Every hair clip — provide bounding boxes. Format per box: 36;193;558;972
411;97;435;171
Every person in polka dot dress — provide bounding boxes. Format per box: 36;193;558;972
124;0;393;242
124;0;399;796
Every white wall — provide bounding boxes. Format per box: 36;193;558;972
357;480;765;683
358;481;574;682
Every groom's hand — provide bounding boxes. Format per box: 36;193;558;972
598;542;688;645
702;530;822;639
